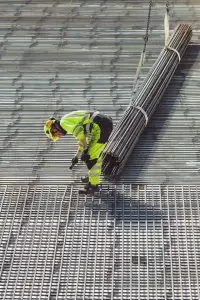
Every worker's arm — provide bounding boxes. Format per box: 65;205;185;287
73;126;88;156
76;137;88;158
70;136;88;169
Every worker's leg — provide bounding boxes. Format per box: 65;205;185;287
87;142;106;186
80;115;112;193
88;156;102;185
79;142;106;194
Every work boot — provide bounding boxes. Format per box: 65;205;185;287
78;183;100;195
81;176;89;184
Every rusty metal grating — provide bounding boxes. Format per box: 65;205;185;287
0;184;200;299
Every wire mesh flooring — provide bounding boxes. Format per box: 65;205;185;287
0;184;200;300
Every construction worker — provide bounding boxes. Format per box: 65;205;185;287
44;111;113;194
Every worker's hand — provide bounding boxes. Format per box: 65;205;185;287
69;155;79;170
80;149;90;162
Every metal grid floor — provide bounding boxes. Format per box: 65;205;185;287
0;184;200;299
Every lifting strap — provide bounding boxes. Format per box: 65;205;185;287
164;0;181;62
134;105;149;126
164;0;170;45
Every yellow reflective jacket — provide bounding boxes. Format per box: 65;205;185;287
60;111;100;152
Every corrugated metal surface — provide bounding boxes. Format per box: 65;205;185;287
1;2;200;299
0;0;200;185
1;184;200;299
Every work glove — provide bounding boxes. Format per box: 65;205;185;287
80;149;90;162
69;155;79;170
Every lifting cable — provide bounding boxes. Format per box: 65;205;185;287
129;0;173;127
130;0;152;101
128;0;153;128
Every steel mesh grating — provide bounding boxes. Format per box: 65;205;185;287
0;184;200;299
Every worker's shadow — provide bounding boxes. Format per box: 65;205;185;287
109;44;200;185
84;185;173;228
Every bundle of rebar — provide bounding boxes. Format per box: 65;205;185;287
102;24;192;176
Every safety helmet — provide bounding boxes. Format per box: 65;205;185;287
44;118;59;142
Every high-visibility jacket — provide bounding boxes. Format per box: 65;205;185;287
60;110;112;154
60;110;113;185
60;110;100;154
